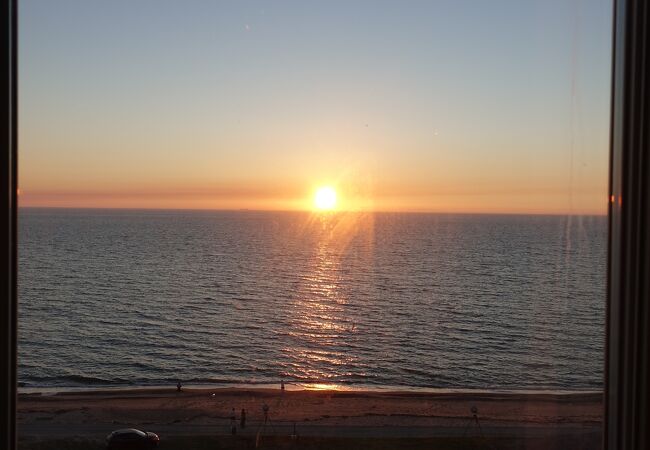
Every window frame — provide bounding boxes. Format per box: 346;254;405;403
605;1;650;449
1;0;17;447
2;0;648;448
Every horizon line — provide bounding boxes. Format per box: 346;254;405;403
18;205;608;217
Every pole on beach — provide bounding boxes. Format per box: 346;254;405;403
255;403;276;448
462;405;485;439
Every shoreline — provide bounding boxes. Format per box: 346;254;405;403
18;382;604;397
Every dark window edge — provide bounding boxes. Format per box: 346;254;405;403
606;1;650;449
0;0;17;447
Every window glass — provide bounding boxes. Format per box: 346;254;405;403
18;1;612;449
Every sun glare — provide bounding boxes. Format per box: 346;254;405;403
314;186;337;211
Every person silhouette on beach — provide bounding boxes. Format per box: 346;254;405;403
176;381;182;392
230;407;237;435
281;380;285;392
240;408;246;429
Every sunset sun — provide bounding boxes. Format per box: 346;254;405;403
314;186;337;211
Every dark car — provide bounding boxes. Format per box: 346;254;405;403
106;428;160;449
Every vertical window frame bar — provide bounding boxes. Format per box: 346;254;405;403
0;0;17;448
606;0;650;450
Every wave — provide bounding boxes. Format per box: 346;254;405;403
22;374;135;387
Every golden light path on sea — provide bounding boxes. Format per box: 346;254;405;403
281;212;375;385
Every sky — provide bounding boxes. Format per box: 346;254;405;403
19;0;613;214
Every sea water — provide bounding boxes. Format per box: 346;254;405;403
18;209;606;390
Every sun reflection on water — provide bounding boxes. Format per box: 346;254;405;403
281;212;374;384
300;382;351;391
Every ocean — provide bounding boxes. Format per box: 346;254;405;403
17;208;606;391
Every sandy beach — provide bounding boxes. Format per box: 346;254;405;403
17;386;603;449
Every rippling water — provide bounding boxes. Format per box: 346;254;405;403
18;208;606;390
